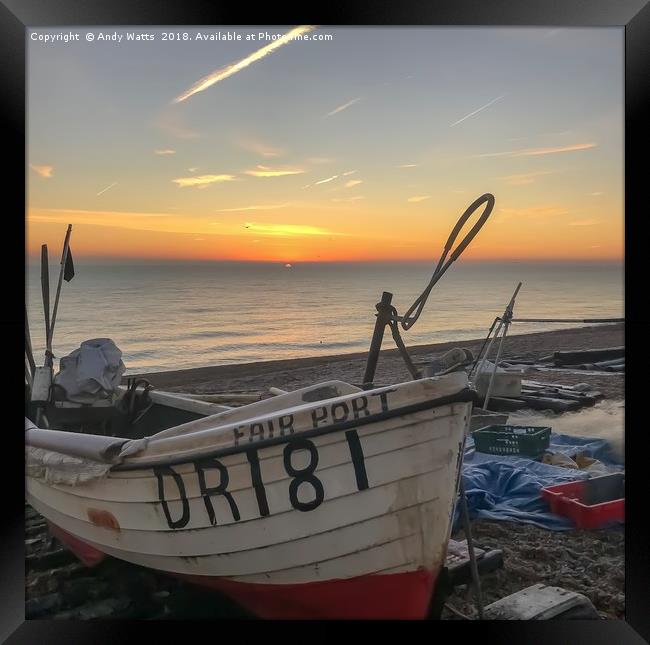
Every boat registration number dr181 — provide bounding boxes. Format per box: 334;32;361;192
153;430;369;529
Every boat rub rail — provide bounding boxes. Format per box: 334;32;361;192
113;388;478;471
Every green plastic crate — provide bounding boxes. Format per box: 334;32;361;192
472;424;551;457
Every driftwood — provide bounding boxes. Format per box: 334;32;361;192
552;347;624;365
516;395;581;413
522;389;597;406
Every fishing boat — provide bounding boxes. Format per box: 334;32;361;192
26;372;475;619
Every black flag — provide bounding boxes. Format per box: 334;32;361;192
63;248;75;282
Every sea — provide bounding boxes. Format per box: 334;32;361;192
26;261;624;375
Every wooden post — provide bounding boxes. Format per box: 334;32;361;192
362;292;393;386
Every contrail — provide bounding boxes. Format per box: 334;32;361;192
96;182;117;196
450;95;505;127
326;97;361;117
173;26;317;103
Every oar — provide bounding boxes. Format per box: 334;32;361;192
25;304;36;376
49;224;72;349
40;244;52;367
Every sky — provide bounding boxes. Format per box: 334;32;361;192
27;26;624;263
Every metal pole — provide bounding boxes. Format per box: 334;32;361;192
472;283;521;398
511;317;624;324
459;478;484;619
483;321;510;410
363;292;393;386
472;317;504;388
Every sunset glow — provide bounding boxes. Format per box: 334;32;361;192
27;27;623;263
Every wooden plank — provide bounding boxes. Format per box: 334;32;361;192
517;395;581;412
552;347;624;365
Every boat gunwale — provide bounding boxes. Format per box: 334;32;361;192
112;387;477;471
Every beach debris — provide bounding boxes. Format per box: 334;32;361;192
474;360;523;399
469;282;522;410
541;452;608;475
421;347;474;377
479;378;603;414
445;539;504;588
541;473;624;529
551;347;624;366
482;583;600;620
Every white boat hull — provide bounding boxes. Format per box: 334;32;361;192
26;374;473;618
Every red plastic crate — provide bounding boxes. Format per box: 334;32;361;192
541;473;624;529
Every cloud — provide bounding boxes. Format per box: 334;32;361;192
473;143;596;159
96;182;118;196
345;179;362;188
331;196;365;202
516;143;597;157
450;95;505;127
307;157;334;164
398;163;418;168
32;208;172;219
342;170;357;176
326;97;361;117
407;196;430;203
315;174;339;185
244;165;304;177
590;192;604;196
237;137;284;158
216;203;291;212
154;149;176;155
568;219;597;226
172;174;237;188
499;171;552;186
173;25;316;103
30;165;53;178
243;222;338;237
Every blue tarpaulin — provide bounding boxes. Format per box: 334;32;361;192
453;432;624;531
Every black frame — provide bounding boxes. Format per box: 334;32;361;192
3;1;649;642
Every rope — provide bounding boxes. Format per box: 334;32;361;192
376;194;494;380
396;193;495;330
388;310;421;380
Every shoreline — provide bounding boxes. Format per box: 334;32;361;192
128;323;624;400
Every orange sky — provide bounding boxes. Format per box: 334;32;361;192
27;27;623;263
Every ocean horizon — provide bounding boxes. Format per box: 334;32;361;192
26;260;624;374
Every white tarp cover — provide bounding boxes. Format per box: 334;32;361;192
53;338;126;404
26;446;112;485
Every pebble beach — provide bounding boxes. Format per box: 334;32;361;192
26;323;625;620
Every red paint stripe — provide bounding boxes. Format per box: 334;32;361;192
47;522;106;568
47;521;438;619
177;569;438;619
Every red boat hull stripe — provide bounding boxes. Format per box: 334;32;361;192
47;523;438;619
